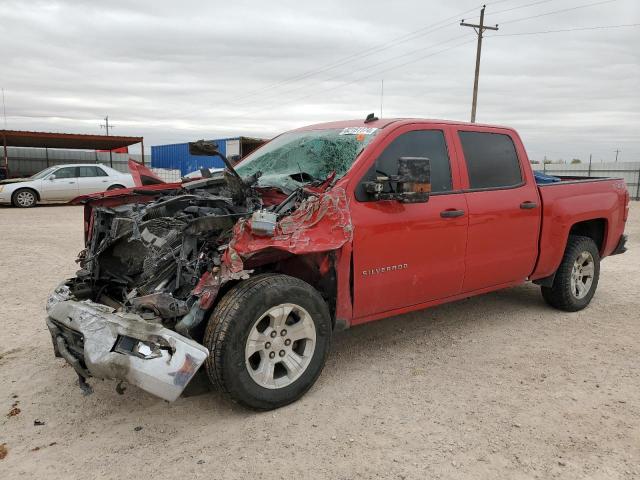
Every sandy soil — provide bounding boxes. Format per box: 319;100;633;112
0;203;638;480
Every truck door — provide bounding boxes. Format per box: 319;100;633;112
454;129;541;292
40;166;79;201
350;127;468;319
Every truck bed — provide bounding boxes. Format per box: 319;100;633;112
532;176;628;280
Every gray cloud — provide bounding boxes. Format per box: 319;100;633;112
0;0;638;162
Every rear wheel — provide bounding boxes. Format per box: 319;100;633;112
12;188;37;208
107;184;125;191
203;274;332;410
541;235;600;311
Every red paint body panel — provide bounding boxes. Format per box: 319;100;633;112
349;123;468;317
72;118;630;330
450;126;542;291
226;187;353;271
531;178;628;280
325;119;628;327
351;193;469;317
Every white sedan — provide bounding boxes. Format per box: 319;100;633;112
0;164;135;208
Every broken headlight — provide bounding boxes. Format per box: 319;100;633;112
46;283;72;313
114;335;164;360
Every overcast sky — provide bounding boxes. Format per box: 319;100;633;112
0;0;638;162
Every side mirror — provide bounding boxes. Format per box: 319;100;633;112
48;174;56;181
363;157;431;203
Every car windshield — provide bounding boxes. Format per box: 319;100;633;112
234;127;379;192
30;166;58;179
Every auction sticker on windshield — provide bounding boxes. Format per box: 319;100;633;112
339;127;378;135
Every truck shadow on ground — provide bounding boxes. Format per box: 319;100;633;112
175;282;551;414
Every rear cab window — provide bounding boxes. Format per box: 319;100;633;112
458;131;522;189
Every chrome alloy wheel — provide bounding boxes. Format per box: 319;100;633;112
245;303;317;389
15;190;36;207
570;251;595;299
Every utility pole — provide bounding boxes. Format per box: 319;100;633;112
614;149;620;162
100;115;114;167
460;6;498;123
380;79;384;118
1;88;7;128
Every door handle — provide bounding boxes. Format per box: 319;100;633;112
440;209;465;218
68;181;75;184
520;201;538;209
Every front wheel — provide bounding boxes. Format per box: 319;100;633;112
541;235;600;312
12;188;37;208
203;274;332;410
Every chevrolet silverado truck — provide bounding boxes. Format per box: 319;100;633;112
45;117;630;410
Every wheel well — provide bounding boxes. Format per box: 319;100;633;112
239;253;338;328
108;184;126;190
13;187;40;201
197;254;338;342
569;218;606;253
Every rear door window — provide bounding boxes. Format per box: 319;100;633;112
79;166;108;177
458;131;522;189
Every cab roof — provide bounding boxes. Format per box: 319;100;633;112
294;118;512;131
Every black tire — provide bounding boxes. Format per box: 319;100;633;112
203;274;332;410
107;184;125;191
541;235;600;312
12;188;38;208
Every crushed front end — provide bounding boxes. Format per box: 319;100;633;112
45;170;264;400
45;163;353;401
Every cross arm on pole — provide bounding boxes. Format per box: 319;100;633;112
460;22;499;31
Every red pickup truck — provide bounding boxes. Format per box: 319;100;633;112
46;118;629;410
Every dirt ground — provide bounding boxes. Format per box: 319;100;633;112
0;203;638;480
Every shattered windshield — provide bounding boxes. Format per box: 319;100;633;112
235;127;379;192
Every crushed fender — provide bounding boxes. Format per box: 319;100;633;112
46;163;351;400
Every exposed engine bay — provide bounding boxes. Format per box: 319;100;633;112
69;172;254;336
45;134;361;401
65;167;345;339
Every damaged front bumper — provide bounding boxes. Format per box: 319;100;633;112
45;283;209;402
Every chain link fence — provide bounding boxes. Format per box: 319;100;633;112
3;146;145;177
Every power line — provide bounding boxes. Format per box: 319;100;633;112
489;0;556;16
240;33;471;108
499;0;618;25
228;0;523;105
241;18;635;120
237;37;475;119
489;23;640;36
229;0;613;111
229;15;471;106
463;0;555;22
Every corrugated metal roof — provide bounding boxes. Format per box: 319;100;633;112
0;130;143;150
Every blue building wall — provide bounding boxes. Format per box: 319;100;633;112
151;138;235;176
